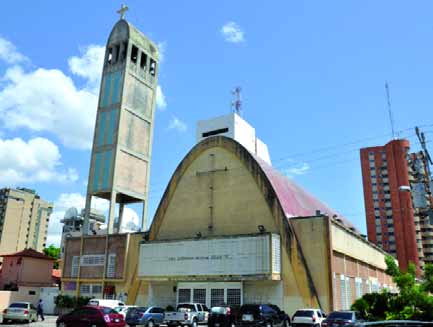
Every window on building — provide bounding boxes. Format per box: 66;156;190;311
193;289;206;304
80;284;102;296
114;44;120;63
106;253;116;278
140;52;147;70
178;289;191;303
120;41;128;61
202;128;229;138
107;47;113;64
210;289;225;307
131;45;138;63
355;278;363;299
226;289;241;306
149;59;157;76
80;255;105;266
80;284;90;294
71;256;79;277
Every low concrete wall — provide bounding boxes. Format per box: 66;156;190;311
0;286;41;310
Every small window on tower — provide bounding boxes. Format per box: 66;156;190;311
120;41;128;62
140;52;147;70
131;45;138;63
107;47;113;64
114;44;120;63
149;59;156;76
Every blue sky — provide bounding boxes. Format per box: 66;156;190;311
0;1;432;245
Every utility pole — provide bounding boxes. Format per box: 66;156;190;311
415;126;433;224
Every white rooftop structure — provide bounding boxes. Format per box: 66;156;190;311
196;113;271;164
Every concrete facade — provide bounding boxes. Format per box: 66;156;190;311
133;136;394;314
196;113;271;164
0;188;52;255
84;17;160;234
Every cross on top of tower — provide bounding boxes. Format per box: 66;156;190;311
117;4;129;20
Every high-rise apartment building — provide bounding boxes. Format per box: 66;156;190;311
0;187;53;254
360;139;433;274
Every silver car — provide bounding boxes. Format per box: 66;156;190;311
3;302;37;323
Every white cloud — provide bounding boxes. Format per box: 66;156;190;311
68;45;105;90
157;41;166;63
0;37;28;64
168;115;187;133
156;85;167;110
119;208;140;232
283;162;310;178
0;40;104;150
221;22;245;43
0;137;78;185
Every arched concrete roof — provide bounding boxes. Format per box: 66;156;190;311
255;156;358;231
150;135;357;236
149;135;340;308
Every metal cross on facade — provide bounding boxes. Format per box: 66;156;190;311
117;4;129;19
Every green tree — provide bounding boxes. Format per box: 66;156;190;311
43;244;61;269
351;255;433;321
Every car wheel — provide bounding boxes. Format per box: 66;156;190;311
57;323;66;327
192;319;198;327
266;322;273;327
148;320;155;327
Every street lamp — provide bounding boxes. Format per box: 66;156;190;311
398;185;411;192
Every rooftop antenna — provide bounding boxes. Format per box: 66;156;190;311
385;82;396;139
231;87;242;116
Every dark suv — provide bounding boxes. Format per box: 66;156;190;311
238;304;285;327
322;311;364;327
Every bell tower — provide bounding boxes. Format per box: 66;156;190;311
83;6;159;234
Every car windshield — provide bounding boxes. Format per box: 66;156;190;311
294;310;314;317
101;307;116;315
240;305;260;314
211;307;228;314
178;304;196;312
327;312;353;320
9;303;28;308
114;306;125;312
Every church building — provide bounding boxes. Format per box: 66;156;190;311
62;9;395;315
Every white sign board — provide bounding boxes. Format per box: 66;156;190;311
139;234;280;277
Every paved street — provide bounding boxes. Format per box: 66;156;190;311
2;315;57;326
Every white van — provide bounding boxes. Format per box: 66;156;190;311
88;299;125;309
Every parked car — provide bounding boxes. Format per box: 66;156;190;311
125;306;165;327
358;321;433;327
269;304;291;327
208;305;240;327
238;304;285;327
292;309;326;327
165;303;209;327
56;305;125;327
3;302;37;323
322;311;364;327
114;305;137;318
88;299;125;309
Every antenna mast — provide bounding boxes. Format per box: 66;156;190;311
231;87;242;116
385;82;396;139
